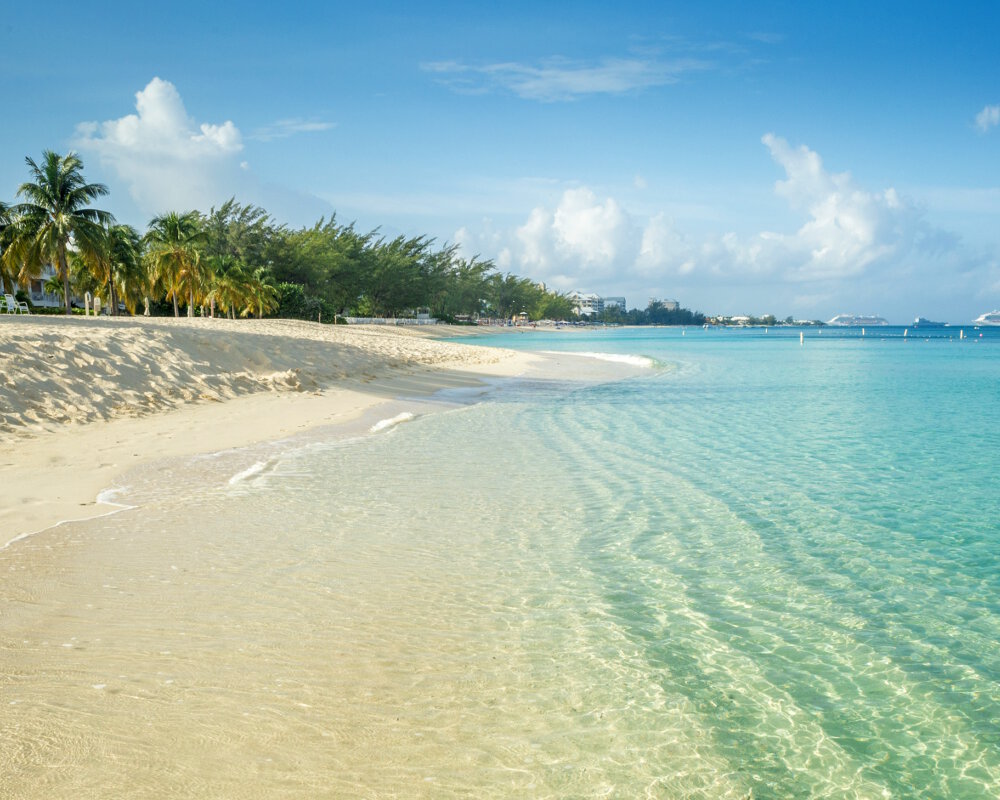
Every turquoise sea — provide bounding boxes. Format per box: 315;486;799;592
3;324;999;798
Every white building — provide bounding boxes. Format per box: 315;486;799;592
603;296;626;311
26;264;64;308
570;291;604;317
1;263;63;308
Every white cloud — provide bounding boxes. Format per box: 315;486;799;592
975;104;1000;133
251;118;336;142
456;135;980;317
75;77;244;214
752;133;920;280
423;56;709;101
509;187;638;288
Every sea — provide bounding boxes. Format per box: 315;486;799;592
2;324;999;799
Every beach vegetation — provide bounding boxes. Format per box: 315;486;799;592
1;155;579;322
73;223;144;315
4;151;113;314
143;211;209;317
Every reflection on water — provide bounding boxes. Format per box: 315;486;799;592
3;330;1000;798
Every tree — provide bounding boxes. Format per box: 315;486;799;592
0;201;13;295
5;151;112;313
244;266;279;318
206;255;249;318
144;211;207;317
75;223;142;315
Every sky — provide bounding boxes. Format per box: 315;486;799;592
2;1;998;322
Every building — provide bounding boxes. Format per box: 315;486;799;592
570;292;630;316
1;263;63;309
570;291;603;317
27;264;63;308
649;298;679;311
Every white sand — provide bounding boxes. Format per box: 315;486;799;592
0;316;536;543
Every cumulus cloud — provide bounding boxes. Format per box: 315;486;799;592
975;104;1000;133
510;187;638;288
751;133;922;280
75;77;245;213
423;56;709;101
457;135;976;316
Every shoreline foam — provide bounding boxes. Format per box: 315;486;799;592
1;317;644;546
0;316;539;545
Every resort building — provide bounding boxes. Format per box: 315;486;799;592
1;263;63;309
570;291;604;317
26;264;64;308
570;292;629;317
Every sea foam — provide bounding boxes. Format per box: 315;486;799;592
369;412;415;433
227;460;272;486
542;350;655;368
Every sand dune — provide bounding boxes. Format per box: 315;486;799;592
0;316;530;542
0;316;511;436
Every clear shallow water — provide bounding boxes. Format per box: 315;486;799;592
2;326;999;798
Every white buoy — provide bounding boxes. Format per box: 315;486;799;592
862;327;865;336
904;328;908;338
960;329;964;340
800;331;804;346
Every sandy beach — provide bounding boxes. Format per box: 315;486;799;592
0;316;535;545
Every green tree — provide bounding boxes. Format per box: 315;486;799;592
144;211;208;317
5;151;112;314
244;266;279;318
206;255;249;319
75;223;143;315
0;200;14;295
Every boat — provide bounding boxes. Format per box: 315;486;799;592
973;310;1000;326
827;314;889;326
913;317;949;328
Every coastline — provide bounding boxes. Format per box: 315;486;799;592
1;317;643;546
0;317;542;545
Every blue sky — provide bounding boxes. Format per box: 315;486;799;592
2;1;998;322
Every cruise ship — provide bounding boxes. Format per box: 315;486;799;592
974;310;1000;326
827;314;889;326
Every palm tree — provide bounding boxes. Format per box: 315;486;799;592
76;223;142;315
206;255;249;319
5;151;112;314
0;200;13;295
244;266;279;319
107;225;146;315
144;211;207;317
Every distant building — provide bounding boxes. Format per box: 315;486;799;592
603;296;626;311
570;291;604;316
650;298;679;311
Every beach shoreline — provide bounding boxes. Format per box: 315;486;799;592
0;317;545;545
1;317;643;546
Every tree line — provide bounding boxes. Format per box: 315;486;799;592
0;150;579;322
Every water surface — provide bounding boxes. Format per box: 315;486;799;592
2;326;998;798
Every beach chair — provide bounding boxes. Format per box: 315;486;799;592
4;294;29;314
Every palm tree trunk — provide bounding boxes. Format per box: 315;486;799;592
173;292;179;317
188;287;194;318
58;245;71;315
